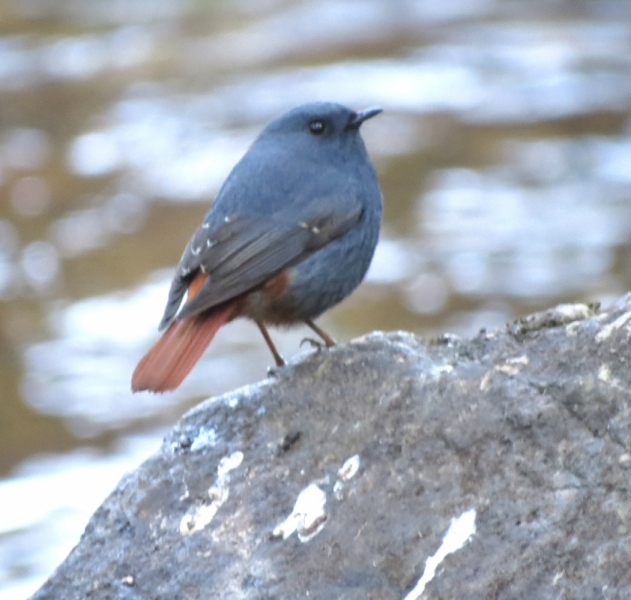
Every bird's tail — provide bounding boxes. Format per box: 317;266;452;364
132;272;235;393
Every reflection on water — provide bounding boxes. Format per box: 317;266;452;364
50;192;147;257
1;0;631;597
0;433;162;600
421;161;630;298
0;26;154;89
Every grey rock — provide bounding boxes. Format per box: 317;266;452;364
32;299;631;599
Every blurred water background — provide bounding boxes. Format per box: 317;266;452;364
1;0;631;597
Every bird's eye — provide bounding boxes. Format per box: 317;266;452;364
309;120;326;135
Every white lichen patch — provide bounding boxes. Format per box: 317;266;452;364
404;508;477;600
598;364;611;382
334;454;361;500
216;386;244;409
217;451;244;478
190;426;217;451
431;364;454;377
179;488;227;535
595;311;631;343
338;455;361;481
179;451;244;535
333;481;343;500
495;354;529;376
272;483;327;543
554;303;592;321
479;371;492;391
506;355;529;366
495;366;515;375
417;362;455;383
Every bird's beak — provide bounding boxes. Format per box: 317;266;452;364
347;107;383;129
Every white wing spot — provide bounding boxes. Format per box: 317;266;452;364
206;239;213;248
191;246;201;256
202;222;210;229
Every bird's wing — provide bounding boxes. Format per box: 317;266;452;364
158;200;363;329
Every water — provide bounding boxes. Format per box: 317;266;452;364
1;0;631;596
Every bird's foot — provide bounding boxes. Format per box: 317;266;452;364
267;360;286;378
300;337;325;351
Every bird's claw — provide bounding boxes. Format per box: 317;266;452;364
300;337;324;350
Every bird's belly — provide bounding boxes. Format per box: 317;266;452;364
241;270;298;325
247;224;377;325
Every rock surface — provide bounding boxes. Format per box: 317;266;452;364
32;296;631;599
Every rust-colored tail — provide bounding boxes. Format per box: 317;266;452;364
132;272;235;393
131;305;234;392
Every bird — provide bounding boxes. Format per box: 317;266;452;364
132;101;383;393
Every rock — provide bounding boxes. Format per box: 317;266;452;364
32;298;631;599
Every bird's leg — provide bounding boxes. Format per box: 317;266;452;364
301;318;337;349
256;320;285;367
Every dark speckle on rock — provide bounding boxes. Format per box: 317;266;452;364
176;434;192;450
278;430;301;453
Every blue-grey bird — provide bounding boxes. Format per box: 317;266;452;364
132;102;383;392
